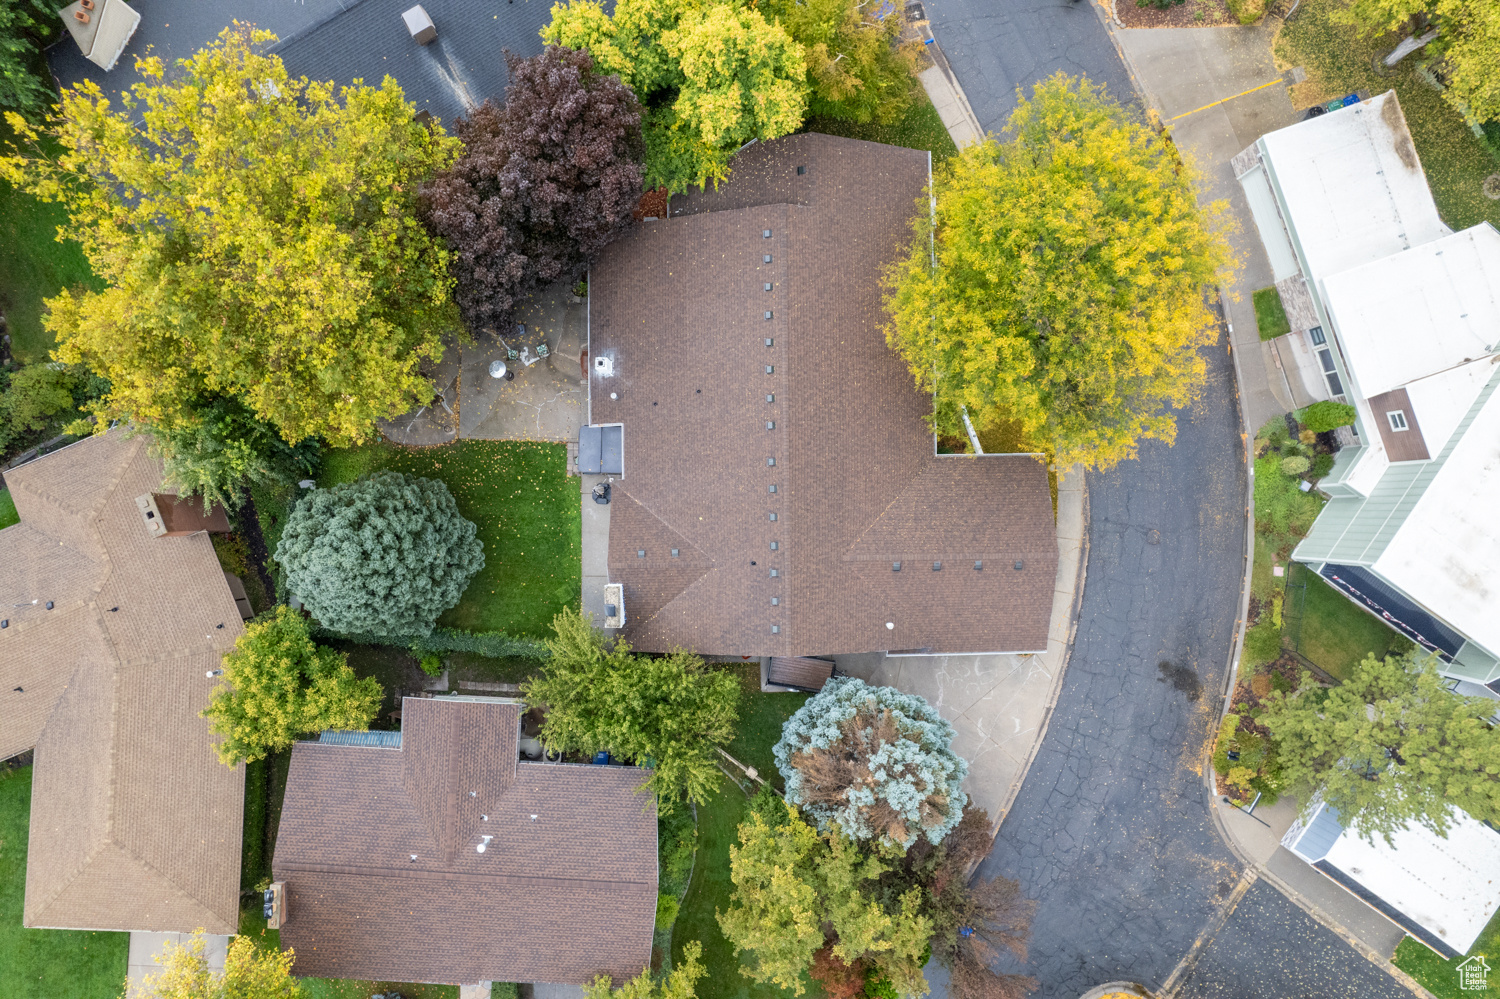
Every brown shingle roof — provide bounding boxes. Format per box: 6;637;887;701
0;430;245;933
273;696;657;986
591;134;1058;657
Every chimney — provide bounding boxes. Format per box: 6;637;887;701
402;5;437;45
136;493;232;537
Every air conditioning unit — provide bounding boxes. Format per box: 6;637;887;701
263;881;287;929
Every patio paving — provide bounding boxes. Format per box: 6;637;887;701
379;278;588;447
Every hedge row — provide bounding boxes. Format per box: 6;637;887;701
315;625;550;661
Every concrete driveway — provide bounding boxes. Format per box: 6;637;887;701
924;0;1136;133
1115;25;1305;431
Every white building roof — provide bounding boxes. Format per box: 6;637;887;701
1376;381;1500;655
1261;91;1449;284
1286;801;1500;956
1321;224;1500;401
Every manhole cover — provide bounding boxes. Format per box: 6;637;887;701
1147;529;1161;545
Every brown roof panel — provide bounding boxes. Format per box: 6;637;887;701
1368;387;1431;462
0;430;245;934
275;696;657;985
593;134;1058;656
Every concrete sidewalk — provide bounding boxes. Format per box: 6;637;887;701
126;932;229;998
837;469;1087;828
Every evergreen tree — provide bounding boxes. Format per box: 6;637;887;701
774;678;968;847
274;470;485;637
203;606;383;766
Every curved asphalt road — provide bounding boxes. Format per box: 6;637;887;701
932;3;1417;996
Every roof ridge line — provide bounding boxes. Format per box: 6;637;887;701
614;487;713;563
835;459;941;561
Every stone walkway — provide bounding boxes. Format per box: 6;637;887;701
379;277;588;447
836;470;1087;829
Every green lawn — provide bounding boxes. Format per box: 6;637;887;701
670;664;814;999
1252;286;1290;340
1275;0;1500;232
0;116;100;364
0;767;128;999
315;439;581;638
1394;906;1500;998
1288;567;1414;681
805;90;959;162
0;488;18;530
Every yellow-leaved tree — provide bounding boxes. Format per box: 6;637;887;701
0;25;461;446
133;931;303;999
884;74;1235;472
1333;0;1500;124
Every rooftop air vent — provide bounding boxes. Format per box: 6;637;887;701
402;4;437;44
593;354;614;377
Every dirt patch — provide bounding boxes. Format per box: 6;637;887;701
1110;0;1285;29
635;187;670;220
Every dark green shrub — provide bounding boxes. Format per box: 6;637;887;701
1302;400;1356;433
1310;453;1335;480
322;625;550;660
659;801;698;898
1254;455;1319;534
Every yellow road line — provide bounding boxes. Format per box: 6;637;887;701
1168;77;1285;122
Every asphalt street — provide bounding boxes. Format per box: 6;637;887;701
977;324;1248;998
922;0;1136;133
937;6;1418;997
1178;881;1415;999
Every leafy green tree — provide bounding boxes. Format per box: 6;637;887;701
763;0;920;125
134;931;306;999
0;362;78;451
275;470;484;637
0;0;59;115
522;606;740;810
1334;0;1500;123
883;74;1235;472
0;26;460;447
774;678;968;848
203;606;382;766
1261;651;1500;841
141;397;321;512
585;940;706;999
718;791;930;997
542;0;807;192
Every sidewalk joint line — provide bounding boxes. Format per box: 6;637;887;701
1168;78;1284;122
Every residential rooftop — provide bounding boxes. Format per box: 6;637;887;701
0;430;245;934
272;696;657;986
587;134;1059;658
1259;91;1449;286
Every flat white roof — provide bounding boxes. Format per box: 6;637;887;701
1261;91;1448;283
1322;224;1500;400
1290;802;1500;955
1376;379;1500;655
